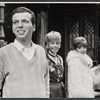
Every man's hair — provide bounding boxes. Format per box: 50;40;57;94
45;31;61;45
73;36;87;49
12;7;36;25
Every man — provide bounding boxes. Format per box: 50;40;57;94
0;7;49;98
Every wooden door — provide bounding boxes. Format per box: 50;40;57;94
65;10;99;63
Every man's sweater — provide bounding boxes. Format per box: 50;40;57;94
0;43;49;98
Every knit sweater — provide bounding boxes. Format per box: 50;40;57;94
0;43;49;98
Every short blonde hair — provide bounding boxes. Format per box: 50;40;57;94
45;31;61;45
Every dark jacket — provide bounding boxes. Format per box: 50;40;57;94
46;53;64;98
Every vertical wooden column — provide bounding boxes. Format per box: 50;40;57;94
0;3;7;47
37;11;48;48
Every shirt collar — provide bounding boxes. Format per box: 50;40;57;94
13;39;35;51
14;39;24;51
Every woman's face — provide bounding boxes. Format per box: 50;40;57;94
76;46;87;54
47;40;61;55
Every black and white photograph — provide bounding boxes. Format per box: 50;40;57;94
0;2;100;98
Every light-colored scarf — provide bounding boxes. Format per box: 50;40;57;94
66;50;93;68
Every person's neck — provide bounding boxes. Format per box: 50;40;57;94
16;38;32;48
48;51;57;57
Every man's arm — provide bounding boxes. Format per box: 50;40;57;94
43;49;50;98
0;59;5;98
44;62;50;98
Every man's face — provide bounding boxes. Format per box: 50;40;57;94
47;40;61;55
76;46;87;54
12;12;35;41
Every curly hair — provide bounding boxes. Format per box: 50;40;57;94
45;31;61;45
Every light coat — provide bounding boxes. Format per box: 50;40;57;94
66;50;98;98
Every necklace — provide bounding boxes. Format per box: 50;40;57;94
48;52;57;57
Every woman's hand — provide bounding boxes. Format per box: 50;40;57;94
91;66;100;75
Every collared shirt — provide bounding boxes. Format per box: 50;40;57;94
13;39;35;61
48;53;58;65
